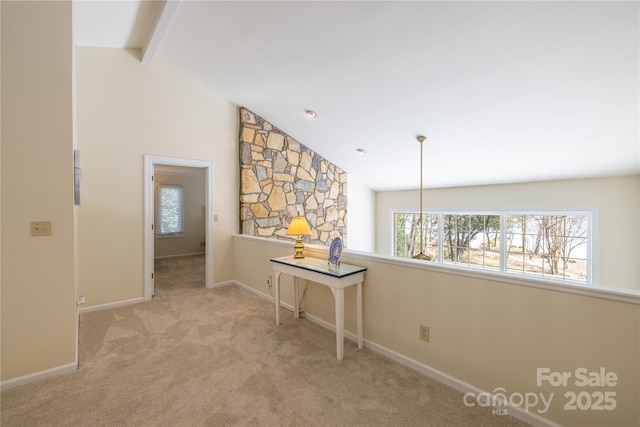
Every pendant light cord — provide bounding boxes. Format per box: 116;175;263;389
418;138;424;253
412;135;431;261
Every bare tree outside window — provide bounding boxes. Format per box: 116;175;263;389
394;213;438;260
158;184;184;236
506;214;588;281
394;211;590;283
442;214;500;269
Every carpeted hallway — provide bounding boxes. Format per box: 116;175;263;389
1;255;526;426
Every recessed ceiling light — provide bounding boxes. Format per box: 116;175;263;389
356;148;366;155
304;109;317;118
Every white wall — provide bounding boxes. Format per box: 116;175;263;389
1;1;77;381
154;172;206;257
233;235;639;427
375;175;640;290
75;47;238;307
345;173;375;252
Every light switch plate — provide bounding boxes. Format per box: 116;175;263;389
419;324;430;342
30;221;52;236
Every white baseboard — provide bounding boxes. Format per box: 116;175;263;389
1;362;78;392
233;280;270;297
208;280;235;289
232;280;557;427
358;333;559;427
78;297;145;314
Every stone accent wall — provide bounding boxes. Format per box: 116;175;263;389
239;108;347;246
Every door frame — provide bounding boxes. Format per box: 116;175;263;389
144;155;214;301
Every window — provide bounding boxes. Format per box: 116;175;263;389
442;214;500;270
157;184;184;237
394;213;439;260
505;214;589;281
393;211;592;284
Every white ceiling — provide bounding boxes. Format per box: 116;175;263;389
73;0;639;191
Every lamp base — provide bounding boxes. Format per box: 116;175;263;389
293;237;305;258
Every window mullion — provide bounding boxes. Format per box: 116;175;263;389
438;212;443;264
499;213;507;272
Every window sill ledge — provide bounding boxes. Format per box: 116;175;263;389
155;234;184;239
234;234;640;305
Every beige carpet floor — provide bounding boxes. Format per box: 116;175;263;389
1;255;527;426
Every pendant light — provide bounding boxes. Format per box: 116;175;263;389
412;135;432;261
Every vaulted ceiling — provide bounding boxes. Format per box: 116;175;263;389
73;1;639;191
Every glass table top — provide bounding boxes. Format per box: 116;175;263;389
270;256;367;278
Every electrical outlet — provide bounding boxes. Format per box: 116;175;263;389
419;324;430;342
30;221;52;237
77;295;86;305
267;275;272;287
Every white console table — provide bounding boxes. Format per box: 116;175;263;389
270;256;367;360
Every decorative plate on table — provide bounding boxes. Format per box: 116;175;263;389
329;237;342;264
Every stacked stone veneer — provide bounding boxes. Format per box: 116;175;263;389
239;108;347;246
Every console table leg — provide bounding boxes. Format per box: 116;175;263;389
357;281;363;349
335;288;344;360
293;276;300;319
275;271;281;326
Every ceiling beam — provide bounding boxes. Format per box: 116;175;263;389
142;0;180;65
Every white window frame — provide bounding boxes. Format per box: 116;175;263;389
156;183;185;238
392;209;597;286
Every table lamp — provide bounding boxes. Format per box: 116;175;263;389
286;215;311;258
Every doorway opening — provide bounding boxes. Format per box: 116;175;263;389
144;155;214;301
